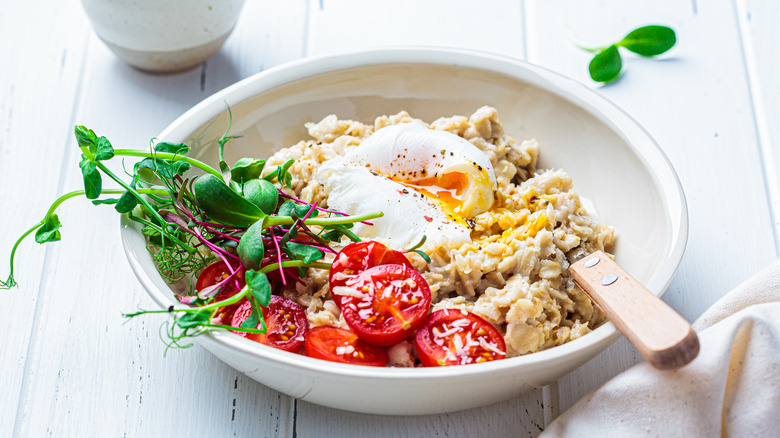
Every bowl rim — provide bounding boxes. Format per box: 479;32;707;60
121;46;688;379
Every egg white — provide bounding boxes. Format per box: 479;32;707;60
317;157;471;250
316;122;497;251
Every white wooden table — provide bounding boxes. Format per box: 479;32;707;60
2;1;778;436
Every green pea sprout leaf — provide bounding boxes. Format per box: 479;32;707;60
241;272;270;332
589;45;622;83
278;200;318;219
322;224;360;242
176;311;210;329
192;174;266;227
154;142;190;155
79;158;102;199
240;300;260;330
91;198;119;206
243;179;279;214
94;136;115;161
619;25;676;56
114;190;139;214
237;218;266;270
573;25;676;83
286;242;323;264
74;126;98;151
137;157;191;179
265;158;295;189
246;270;272;307
230;158;266;183
34;214;62;243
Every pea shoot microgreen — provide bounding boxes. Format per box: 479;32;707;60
573;25;677;83
1;116;405;353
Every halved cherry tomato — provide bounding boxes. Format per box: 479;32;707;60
415;309;506;366
329;241;413;307
230;295;308;353
304;326;388;367
196;259;244;322
337;264;431;346
197;259;244;296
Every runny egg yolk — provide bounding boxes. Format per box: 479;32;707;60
390;167;494;223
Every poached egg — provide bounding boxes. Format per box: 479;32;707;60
317;122;497;250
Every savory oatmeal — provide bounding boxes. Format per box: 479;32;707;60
266;106;615;359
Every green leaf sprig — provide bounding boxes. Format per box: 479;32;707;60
574;25;676;83
1;116;395;352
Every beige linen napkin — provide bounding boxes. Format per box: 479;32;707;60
540;260;780;437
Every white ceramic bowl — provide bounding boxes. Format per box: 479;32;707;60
120;48;688;415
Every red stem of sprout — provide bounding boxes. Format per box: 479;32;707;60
301;201;318;222
194;228;241;293
290;239;337;253
175;186;351;295
195;220;245;231
277;190;373;225
269;228;287;287
203;267;242;299
203;227;241;243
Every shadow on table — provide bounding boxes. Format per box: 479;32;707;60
106;50;245;110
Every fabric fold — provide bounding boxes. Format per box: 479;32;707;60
540;260;780;437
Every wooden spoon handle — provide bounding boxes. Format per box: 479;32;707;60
569;251;699;369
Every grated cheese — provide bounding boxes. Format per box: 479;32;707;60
335;345;355;355
331;271;353;281
451;318;471;328
453;334;464;351
332;286;364;298
434;325;462;338
479;337;506;355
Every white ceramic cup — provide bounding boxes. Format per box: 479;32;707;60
81;0;246;73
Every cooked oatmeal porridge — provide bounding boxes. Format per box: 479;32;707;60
264;106;615;359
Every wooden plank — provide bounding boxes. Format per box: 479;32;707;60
0;1;91;436
307;0;527;58
296;394;548;438
297;1;550;437
739;0;780;252
8;0;773;436
12;0;308;436
526;0;777;414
